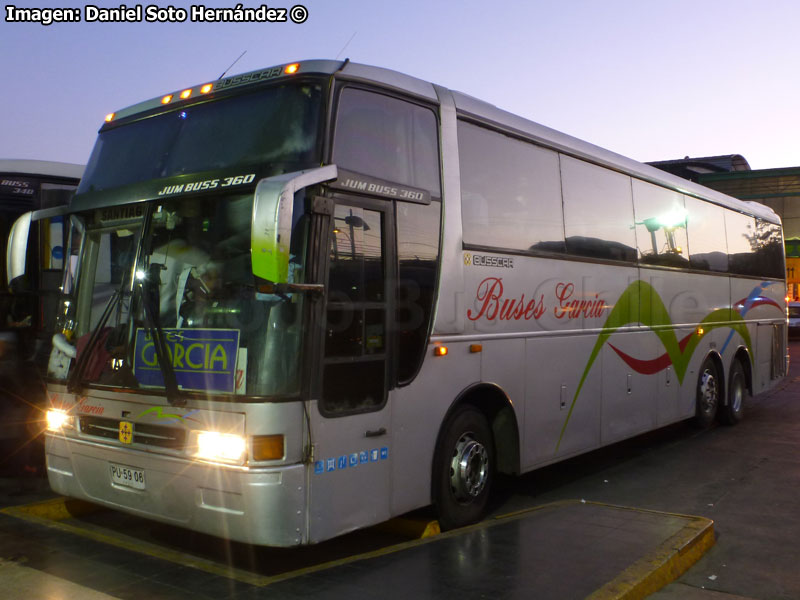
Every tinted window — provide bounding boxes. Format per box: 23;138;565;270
561;156;636;262
753;218;784;279
458;121;564;253
632;180;689;267
685;197;728;272
725;211;784;279
333;88;440;195
327;205;384;306
726;211;757;276
396;200;440;383
323;205;387;414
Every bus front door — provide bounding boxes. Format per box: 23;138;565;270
308;199;394;542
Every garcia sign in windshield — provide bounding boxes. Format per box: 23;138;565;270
133;328;240;393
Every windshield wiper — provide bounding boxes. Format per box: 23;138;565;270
67;287;122;393
140;262;183;406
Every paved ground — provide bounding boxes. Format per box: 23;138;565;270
493;340;800;599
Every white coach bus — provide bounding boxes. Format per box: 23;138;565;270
11;60;786;546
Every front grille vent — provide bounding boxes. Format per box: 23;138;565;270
79;416;186;450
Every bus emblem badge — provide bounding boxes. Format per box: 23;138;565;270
119;421;133;444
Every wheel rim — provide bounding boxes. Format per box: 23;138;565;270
699;368;718;416
449;432;489;502
731;372;744;413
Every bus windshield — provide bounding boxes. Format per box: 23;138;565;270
59;191;310;399
78;81;324;194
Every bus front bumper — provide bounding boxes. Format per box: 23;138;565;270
45;433;308;547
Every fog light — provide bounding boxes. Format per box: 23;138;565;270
46;409;71;432
195;431;246;463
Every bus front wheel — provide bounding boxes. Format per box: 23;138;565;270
433;405;494;531
694;358;720;428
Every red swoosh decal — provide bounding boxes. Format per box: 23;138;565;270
734;297;781;312
609;332;696;375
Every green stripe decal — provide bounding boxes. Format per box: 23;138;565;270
556;280;753;451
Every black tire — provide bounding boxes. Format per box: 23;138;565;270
694;358;720;428
433;405;494;531
719;359;747;425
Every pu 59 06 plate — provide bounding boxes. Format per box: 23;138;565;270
109;462;145;490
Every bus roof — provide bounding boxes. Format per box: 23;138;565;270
102;59;779;224
0;159;84;181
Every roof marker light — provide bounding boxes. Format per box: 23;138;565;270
105;113;115;122
200;84;213;94
284;63;300;75
161;94;173;104
180;89;192;100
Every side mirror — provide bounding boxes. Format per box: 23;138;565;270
7;206;75;287
251;165;338;283
7;211;33;286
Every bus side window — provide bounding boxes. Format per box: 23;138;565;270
458;121;564;254
632;179;689;267
561;156;637;263
396;200;440;384
685;196;729;273
332;86;441;196
726;212;783;279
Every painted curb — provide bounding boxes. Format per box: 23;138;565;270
586;505;715;600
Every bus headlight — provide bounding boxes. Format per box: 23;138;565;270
194;431;246;464
46;409;73;432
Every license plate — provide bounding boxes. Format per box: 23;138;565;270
109;463;146;490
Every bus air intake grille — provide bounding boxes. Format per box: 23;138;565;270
78;417;187;450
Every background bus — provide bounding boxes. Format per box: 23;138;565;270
22;61;786;545
0;159;83;469
1;160;84;355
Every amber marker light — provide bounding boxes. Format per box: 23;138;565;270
252;435;285;461
284;63;300;74
161;94;173;104
696;327;705;336
469;344;483;353
200;83;213;94
104;112;115;122
433;346;448;357
180;89;192;100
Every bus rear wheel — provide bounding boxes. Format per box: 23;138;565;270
433;405;494;531
694;358;720;428
719;359;747;425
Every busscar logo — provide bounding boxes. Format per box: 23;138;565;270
464;253;514;268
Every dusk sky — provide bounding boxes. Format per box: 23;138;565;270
3;0;800;170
